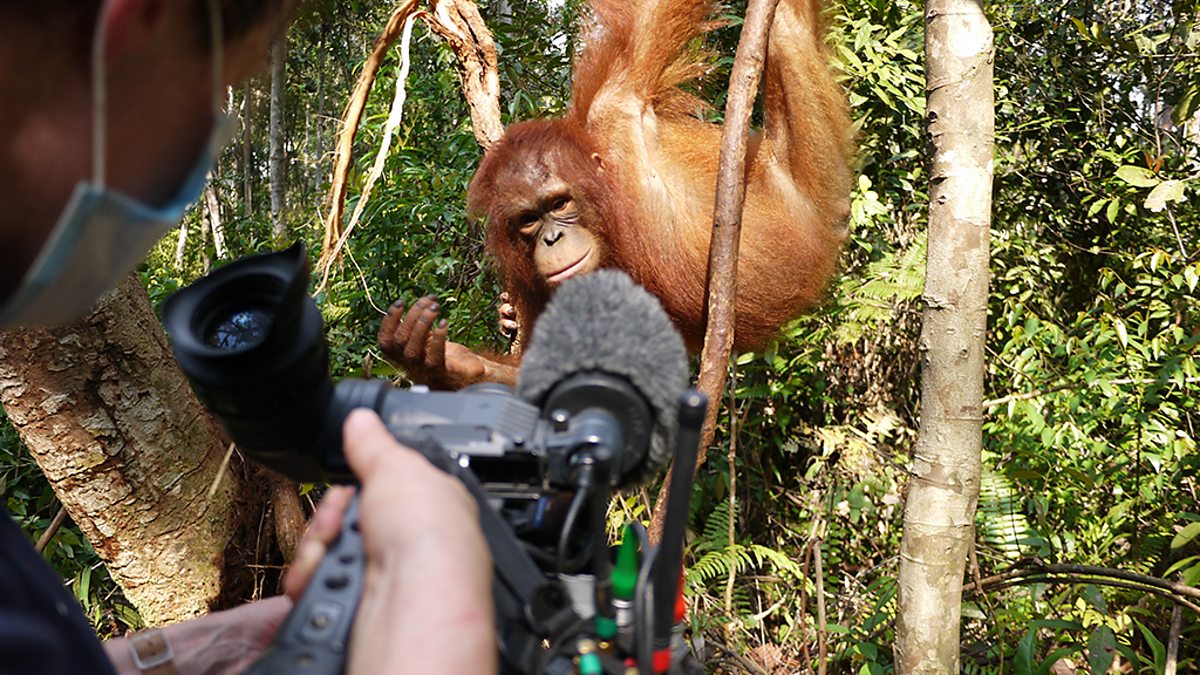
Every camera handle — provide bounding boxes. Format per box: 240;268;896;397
244;497;364;675
242;433;581;675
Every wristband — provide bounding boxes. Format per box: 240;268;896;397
129;628;178;675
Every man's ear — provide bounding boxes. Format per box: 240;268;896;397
100;0;167;58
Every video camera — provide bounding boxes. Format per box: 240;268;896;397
162;244;705;675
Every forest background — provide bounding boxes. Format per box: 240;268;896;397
1;0;1197;671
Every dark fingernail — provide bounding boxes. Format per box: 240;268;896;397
438;320;448;329
429;302;440;312
391;299;404;309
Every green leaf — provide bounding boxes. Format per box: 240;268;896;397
1087;626;1117;674
78;566;92;602
1114;319;1129;348
1173;84;1199;126
1082;584;1107;613
1134;620;1166;672
1016;630;1036;675
1165;555;1199;577
1038;647;1084;675
1105;198;1120;224
1115;165;1159;188
1070;17;1089;39
1172;521;1200;549
1144;180;1186;212
1032;619;1085;631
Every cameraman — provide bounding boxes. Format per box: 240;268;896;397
0;2;495;674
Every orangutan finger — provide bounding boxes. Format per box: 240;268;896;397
426;320;449;371
403;299;439;360
394;295;433;352
378;300;406;352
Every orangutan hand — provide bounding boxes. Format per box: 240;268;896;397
378;296;487;390
497;292;519;341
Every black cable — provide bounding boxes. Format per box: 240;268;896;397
556;485;590;574
635;540;659;675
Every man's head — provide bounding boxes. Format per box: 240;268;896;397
0;0;297;312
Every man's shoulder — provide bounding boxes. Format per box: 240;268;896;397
0;505;116;675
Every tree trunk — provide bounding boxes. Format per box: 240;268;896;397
269;32;288;246
242;85;254;218
894;1;994;671
205;178;228;260
0;277;251;626
174;220;189;269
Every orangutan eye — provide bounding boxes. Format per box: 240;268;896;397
517;214;540;236
550;196;570;212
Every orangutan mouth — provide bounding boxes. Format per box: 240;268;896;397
547;250;593;284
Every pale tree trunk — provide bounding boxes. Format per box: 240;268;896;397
242;85;254;218
0;276;251;626
174;220;189;269
199;204;212;273
269;32;288;246
205;178;228;259
894;1;994;671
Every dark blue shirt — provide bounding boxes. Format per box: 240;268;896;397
0;505;115;674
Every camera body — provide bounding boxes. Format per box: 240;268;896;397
163;244;703;675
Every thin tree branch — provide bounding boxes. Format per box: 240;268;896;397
35;506;68;555
422;0;504;149
708;638;770;675
320;1;419;267
984;377;1200;409
1165;602;1182;675
814;537;828;675
318;0;501;274
976;561;1200;601
985;575;1200;615
317;12;418;295
649;0;779;544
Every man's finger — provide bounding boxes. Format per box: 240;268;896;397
281;486;355;599
343;408;421;480
310;486;355;542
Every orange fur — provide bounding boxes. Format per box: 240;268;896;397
469;0;853;352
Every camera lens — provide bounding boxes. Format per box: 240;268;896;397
204;306;274;352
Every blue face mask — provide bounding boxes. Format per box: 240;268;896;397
0;0;231;328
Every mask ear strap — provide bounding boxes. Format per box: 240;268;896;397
207;0;224;120
91;0;112;189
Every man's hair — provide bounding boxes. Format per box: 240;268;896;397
202;0;291;44
1;1;286;46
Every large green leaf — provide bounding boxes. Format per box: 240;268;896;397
1115;165;1159;188
1087;626;1117;674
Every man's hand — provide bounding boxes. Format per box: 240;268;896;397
284;411;497;675
378;296;488;390
341;409;496;675
103;597;292;675
104;490;356;675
